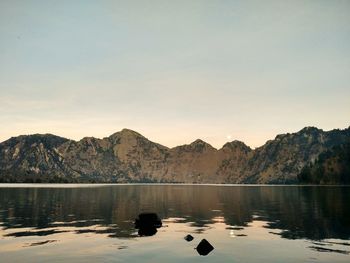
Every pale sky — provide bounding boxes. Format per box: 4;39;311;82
0;0;349;148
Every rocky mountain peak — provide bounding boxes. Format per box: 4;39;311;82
190;139;209;145
109;129;144;139
221;140;251;152
3;134;69;148
120;128;143;136
190;139;215;150
298;126;322;134
170;139;215;154
107;129;148;148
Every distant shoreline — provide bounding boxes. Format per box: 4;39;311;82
0;183;349;188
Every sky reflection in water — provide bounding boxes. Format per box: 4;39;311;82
0;185;349;262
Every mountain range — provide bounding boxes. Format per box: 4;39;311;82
0;127;349;184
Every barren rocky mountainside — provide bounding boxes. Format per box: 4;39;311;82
0;127;349;184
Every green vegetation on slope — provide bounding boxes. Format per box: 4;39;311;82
298;142;350;184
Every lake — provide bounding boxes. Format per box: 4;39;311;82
0;184;349;262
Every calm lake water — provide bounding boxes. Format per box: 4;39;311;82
0;184;349;262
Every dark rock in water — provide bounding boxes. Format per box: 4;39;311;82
184;234;194;242
135;213;162;228
134;213;162;236
196;239;214;256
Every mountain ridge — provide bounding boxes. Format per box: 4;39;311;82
1;126;340;150
0;126;349;184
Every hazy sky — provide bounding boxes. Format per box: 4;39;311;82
0;0;349;148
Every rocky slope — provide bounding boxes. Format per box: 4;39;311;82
241;127;350;183
0;127;349;184
298;141;350;184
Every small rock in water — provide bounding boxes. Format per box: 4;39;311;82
184;234;194;242
196;239;214;256
134;213;162;236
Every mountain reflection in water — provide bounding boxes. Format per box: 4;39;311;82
0;185;349;262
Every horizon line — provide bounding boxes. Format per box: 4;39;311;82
1;125;349;150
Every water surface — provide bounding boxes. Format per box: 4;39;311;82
0;184;349;262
